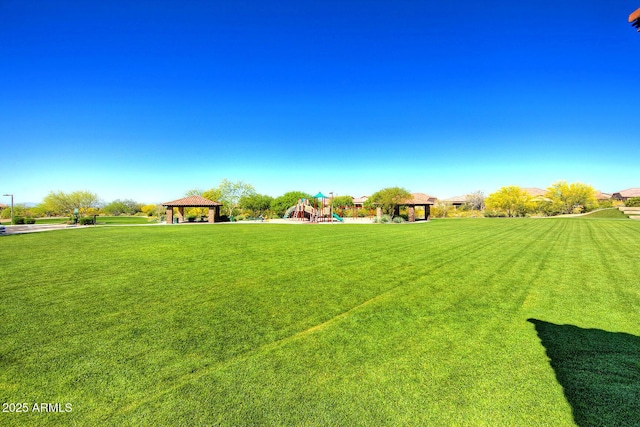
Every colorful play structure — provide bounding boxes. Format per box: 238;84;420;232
284;193;344;223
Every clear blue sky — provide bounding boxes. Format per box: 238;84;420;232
2;1;639;204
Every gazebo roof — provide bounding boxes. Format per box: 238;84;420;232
403;193;436;205
162;195;222;207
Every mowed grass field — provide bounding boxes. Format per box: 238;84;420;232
1;219;639;426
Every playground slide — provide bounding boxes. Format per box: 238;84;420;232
283;206;296;218
332;213;344;222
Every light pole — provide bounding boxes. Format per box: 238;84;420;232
329;192;333;223
3;194;14;224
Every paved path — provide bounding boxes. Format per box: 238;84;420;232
1;224;89;235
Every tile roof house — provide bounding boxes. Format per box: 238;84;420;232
612;188;640;201
595;192;612;201
352;196;369;207
443;195;468;208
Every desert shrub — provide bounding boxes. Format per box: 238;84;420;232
25;217;36;224
571;206;585;215
79;217;95;225
12;216;25;225
625;197;640;207
484;210;506;218
373;214;392;224
597;199;613;209
392;216;406;223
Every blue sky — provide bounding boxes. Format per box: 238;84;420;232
2;1;639;204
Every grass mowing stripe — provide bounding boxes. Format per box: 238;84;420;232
1;219;639;426
112;222;525;417
115;219;576;426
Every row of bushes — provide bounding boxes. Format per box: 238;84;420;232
372;215;406;224
626;197;640;207
12;217;36;225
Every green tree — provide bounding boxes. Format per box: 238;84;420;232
331;195;354;217
369;187;411;219
485;186;533;217
240;193;273;217
102;199;141;216
40;191;101;216
141;204;163;218
185;188;204;197
1;204;30;219
331;195;354;209
545;181;597;215
202;188;222;203
216;179;256;217
271;191;314;217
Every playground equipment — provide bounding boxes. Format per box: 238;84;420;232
284;194;344;222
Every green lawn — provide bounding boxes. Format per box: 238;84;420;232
1;219;639;426
29;216;154;225
581;208;629;219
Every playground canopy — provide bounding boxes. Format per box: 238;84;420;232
313;192;328;199
162;195;222;224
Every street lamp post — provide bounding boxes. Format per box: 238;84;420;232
329;192;334;223
3;194;14;224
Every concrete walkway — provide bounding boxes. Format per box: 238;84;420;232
0;224;89;235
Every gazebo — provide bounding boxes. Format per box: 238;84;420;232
162;195;222;224
402;193;436;222
375;192;436;222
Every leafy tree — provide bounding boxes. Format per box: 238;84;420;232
1;204;31;219
330;195;354;217
240;193;273;217
185;188;204;197
331;195;354;208
369;187;411;218
485;186;533;217
545;181;597;215
202;188;222;203
40;190;101;216
271;191;314;217
431;201;453;218
217;179;256;217
141;204;163;217
102;199;141;216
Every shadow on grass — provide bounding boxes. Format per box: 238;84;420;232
528;319;640;427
